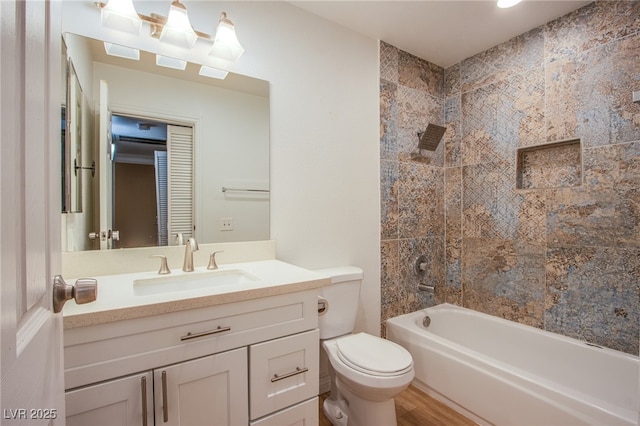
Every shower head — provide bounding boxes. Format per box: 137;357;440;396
417;123;446;151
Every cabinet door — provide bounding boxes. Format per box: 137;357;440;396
155;347;248;426
66;371;153;426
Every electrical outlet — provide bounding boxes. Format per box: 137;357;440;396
633;90;640;104
220;217;233;231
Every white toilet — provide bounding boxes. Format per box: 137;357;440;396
316;266;414;426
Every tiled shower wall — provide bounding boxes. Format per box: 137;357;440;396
380;1;639;355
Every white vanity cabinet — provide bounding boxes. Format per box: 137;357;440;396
64;289;320;425
66;348;247;425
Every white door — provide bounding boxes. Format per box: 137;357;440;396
0;0;65;424
98;79;114;250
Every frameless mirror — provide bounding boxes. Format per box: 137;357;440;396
61;33;270;252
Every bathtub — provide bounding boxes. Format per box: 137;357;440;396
386;303;639;426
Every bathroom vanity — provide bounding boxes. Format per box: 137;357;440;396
62;254;328;426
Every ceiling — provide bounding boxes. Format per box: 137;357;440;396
288;1;592;68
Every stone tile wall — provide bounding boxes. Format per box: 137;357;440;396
380;42;446;332
380;1;639;355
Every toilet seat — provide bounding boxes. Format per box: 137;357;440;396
336;333;413;377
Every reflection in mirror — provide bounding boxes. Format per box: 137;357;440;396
61;38;85;214
61;39;68;211
61;33;270;252
110;114;194;249
111;114;169;249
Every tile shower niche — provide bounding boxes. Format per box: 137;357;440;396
516;139;582;190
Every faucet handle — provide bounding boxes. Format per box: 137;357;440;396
150;255;171;275
207;251;224;270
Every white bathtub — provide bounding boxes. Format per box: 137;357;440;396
386;303;639;426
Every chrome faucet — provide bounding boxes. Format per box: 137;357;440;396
182;237;199;272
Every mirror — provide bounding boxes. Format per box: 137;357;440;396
61;33;270;252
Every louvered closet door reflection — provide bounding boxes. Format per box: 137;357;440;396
167;125;194;242
154;151;168;246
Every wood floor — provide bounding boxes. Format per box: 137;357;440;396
319;385;477;426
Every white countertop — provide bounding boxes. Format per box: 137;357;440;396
63;259;330;329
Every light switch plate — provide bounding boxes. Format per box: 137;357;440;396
633;90;640;103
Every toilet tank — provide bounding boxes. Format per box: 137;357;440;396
315;266;363;339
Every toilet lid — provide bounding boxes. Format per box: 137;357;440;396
336;333;413;377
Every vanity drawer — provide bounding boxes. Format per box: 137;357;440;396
250;397;318;426
249;329;319;420
64;290;318;389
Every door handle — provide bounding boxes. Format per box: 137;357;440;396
53;275;97;313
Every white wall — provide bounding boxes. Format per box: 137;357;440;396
62;1;380;335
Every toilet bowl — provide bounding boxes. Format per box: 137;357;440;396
316;267;415;426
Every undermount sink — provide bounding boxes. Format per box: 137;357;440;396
133;269;259;296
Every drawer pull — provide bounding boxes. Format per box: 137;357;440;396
180;325;231;341
271;366;309;382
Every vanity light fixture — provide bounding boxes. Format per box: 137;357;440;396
497;0;522;8
99;0;141;34
95;0;207;44
95;1;244;76
208;12;245;69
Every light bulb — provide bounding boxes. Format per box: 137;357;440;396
101;0;141;34
159;1;198;49
209;12;244;69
